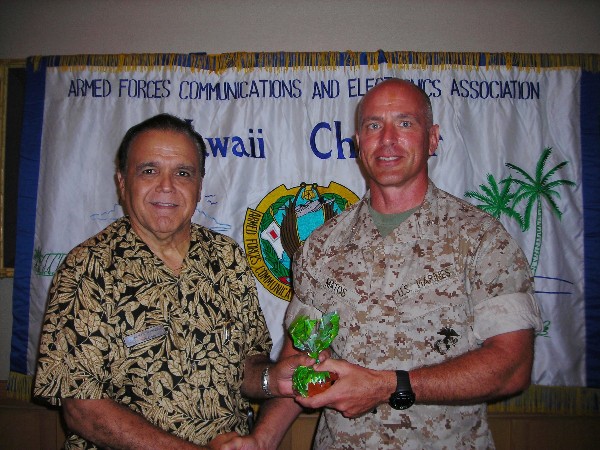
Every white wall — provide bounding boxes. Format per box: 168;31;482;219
2;0;600;58
1;0;599;379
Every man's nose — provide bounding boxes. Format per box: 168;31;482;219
381;124;397;144
157;173;175;191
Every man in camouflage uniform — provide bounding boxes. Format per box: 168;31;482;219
224;79;542;449
34;114;315;450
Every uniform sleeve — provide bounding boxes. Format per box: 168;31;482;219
284;239;325;330
33;245;110;406
469;221;543;342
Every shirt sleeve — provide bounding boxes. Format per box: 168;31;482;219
470;221;543;343
33;245;110;406
284;239;327;329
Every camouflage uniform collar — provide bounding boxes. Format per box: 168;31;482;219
359;180;441;241
409;180;443;241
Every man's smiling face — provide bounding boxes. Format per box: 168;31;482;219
117;129;202;245
356;80;439;195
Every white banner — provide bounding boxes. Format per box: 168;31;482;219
20;61;585;387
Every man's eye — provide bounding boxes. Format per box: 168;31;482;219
366;123;380;130
400;121;411;127
142;168;155;174
177;170;191;177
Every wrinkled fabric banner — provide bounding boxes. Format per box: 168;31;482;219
11;54;598;390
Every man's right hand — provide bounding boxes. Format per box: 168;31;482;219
294;358;395;418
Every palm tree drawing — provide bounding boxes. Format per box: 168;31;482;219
505;147;576;275
464;147;576;276
33;247;43;275
465;173;524;230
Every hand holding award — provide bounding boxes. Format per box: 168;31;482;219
288;311;339;397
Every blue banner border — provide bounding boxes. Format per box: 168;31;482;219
9;58;45;375
581;70;600;388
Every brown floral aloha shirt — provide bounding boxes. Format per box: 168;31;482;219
34;217;272;449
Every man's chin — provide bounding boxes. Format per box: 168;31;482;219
132;217;190;241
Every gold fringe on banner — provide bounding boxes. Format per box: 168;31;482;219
488;385;600;416
6;371;33;402
30;51;600;74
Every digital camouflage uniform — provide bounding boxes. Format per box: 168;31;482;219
34;217;272;449
285;181;542;450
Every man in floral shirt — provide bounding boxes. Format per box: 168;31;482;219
34;114;314;449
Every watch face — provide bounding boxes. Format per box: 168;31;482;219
389;391;416;410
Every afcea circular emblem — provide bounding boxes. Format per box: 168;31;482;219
243;182;359;301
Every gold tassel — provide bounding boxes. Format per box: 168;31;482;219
27;51;600;74
6;371;33;402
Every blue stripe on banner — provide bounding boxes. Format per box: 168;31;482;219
581;70;600;388
9;58;46;375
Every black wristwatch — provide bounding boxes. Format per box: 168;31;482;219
388;370;416;410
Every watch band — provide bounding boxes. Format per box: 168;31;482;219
395;370;412;391
388;369;416;410
261;366;273;397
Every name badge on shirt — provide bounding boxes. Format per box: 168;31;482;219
325;278;347;297
322;276;361;307
123;325;167;348
397;267;455;298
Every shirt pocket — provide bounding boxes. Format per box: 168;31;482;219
183;309;245;376
298;269;368;363
206;315;245;365
111;321;170;397
366;275;474;369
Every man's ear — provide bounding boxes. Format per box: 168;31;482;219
116;171;125;200
428;124;440;156
355;132;361;159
